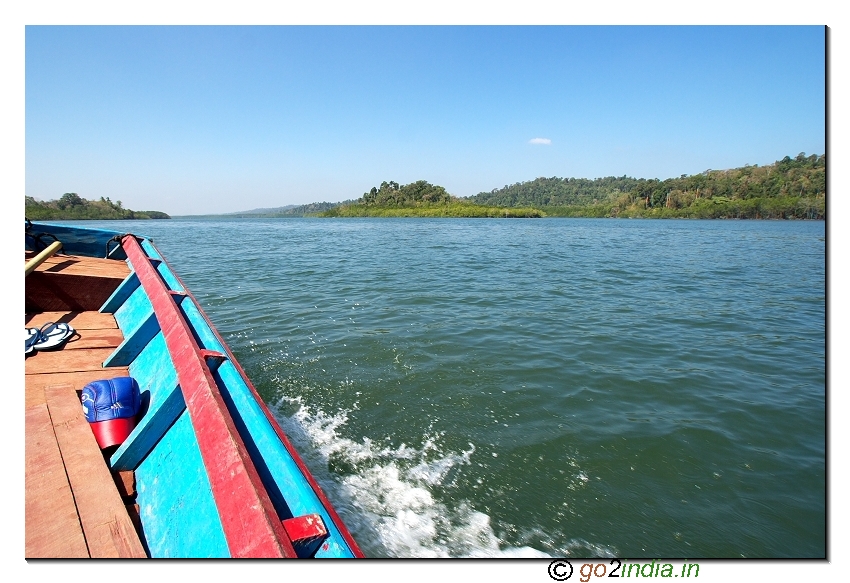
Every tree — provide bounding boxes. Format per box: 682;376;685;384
57;192;83;210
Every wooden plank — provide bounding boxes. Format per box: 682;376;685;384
25;254;130;312
110;382;185;472
25;403;90;558
26;368;130;410
45;384;147;558
61;327;124;350
26;272;126;313
113;471;136;499
25;252;130;280
282;514;329;558
26;311;119;331
24;312;123;371
26;347;117;376
104;310;159;367
28;327;123;352
25;241;64;277
101;272;141;313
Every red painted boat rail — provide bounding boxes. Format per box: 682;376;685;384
122;234;305;558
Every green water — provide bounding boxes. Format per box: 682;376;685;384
83;217;825;558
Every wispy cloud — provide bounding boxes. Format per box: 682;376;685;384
529;137;552;145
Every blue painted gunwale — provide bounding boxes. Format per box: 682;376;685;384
27;222;363;559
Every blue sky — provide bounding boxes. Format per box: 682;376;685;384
24;25;825;215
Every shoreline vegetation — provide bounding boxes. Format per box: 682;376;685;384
325;204;545;218
27;152;824;220
322;152;824;220
322;180;544;217
25;193;171;220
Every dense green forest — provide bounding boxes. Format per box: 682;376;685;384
321;180;545;217
362;180;453;205
26;193;171;220
322;153;824;220
469;153;825;219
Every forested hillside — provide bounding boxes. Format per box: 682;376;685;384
26;193;171;220
469;153;825;219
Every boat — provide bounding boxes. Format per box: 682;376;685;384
24;220;365;558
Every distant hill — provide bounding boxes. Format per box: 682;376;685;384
223;205;297;215
221;201;351;217
466;152;825;219
173;201;351;218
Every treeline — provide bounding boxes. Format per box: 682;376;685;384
223;201;350;218
276;201;349;216
25;193;171;220
324;202;545;218
362;180;453;206
469;153;825;219
322;179;544;217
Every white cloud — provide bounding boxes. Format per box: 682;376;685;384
528;138;552;145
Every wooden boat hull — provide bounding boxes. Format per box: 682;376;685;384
25;222;363;558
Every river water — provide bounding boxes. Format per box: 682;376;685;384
79;217;825;558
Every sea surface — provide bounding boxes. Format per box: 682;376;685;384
75;217;825;558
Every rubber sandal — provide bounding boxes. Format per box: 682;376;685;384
26;328;39;355
33;322;75;351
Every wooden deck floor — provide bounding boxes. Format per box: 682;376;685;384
25;251;130;314
25;253;148;558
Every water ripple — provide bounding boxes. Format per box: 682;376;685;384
84;217;825;558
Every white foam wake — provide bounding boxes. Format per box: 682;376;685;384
269;396;552;558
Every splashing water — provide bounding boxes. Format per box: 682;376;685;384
270;396;552;558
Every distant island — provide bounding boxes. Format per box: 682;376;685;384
320;152;824;220
28;152;825;221
25;193;171;220
322;180;544;217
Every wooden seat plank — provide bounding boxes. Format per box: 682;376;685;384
64;328;124;350
26;348;119;376
28;327;123;352
45;384;147;558
25;403;90;558
25;311;126;401
26;368;130;409
25;252;130;280
26;274;124;313
26;311;119;331
26;253;131;313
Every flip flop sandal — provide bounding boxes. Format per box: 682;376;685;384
33;322;75;351
25;328;39;355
